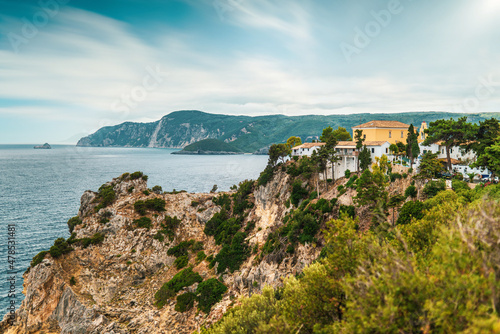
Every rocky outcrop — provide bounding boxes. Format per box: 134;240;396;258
33;143;51;149
1;169;321;334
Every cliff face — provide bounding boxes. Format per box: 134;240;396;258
1;170;321;334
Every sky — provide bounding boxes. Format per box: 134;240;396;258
0;0;499;144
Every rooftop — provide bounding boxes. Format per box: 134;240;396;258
353;120;410;129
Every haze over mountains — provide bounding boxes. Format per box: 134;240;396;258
77;110;500;153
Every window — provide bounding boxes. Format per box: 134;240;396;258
389;131;392;138
363;134;366;139
371;148;375;153
385;148;388;153
401;131;404;138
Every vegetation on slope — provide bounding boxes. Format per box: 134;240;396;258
77;110;500;153
179;139;242;153
201;181;500;333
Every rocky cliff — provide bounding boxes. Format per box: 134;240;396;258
0;168;327;334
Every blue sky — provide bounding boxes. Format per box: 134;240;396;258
0;0;499;143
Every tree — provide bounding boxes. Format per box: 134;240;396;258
320;126;334;143
286;136;302;152
387;194;406;226
332;127;352;141
406;124;420;169
389;143;399;161
417;152;442;180
324;136;339;183
312;147;329;195
268;143;290;167
355;169;388;224
355;130;365;172
466;118;500;177
358;145;371;172
423;117;468;171
483;139;500;179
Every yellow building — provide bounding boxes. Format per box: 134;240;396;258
418;121;427;143
352;120;410;145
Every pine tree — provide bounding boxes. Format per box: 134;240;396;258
406;124;420;169
355;130;365;172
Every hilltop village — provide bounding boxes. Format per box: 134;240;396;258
290;119;492;181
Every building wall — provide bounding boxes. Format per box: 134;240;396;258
354;128;408;144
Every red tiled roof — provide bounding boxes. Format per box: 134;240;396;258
353;120;410;129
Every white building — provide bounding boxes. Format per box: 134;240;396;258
291;142;326;157
291;141;391;179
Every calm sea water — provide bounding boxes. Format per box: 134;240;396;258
0;145;267;316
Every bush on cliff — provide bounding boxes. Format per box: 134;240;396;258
49;237;72;258
154;267;203;308
95;184;116;211
134;198;166;215
196;278;227;313
67;216;82;233
31;250;49;267
175;292;197;312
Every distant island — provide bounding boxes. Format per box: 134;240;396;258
171;139;243;155
76;110;500;153
34;143;51;149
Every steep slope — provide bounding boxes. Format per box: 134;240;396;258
1;168;327;334
76;110;500;152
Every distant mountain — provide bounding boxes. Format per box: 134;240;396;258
172;139;243;155
76;110;500;153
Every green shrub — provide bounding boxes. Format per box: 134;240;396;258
215;232;250;273
67;216;82;233
312;198;332;214
175;292;197;312
397;200;425;225
69;276;76;286
152;185;163;194
213;194;231;211
90;232;105;245
232;180;254;215
134;200;147;215
405;185;418;198
196;251;207;262
130;171;144;180
133;217;152;229
192;241;204;252
127;186;134;193
258;166;274;187
168;240;195;258
345;175;358;188
154;267;203;308
339;205;355;219
49;238;72;258
174;255;189;269
153;231;165;242
143;190;150;196
309;191;318;200
191;200;200;207
423;180;446;198
402;173;408;179
452;179;470;193
345;169;351;178
337;185;344;192
96;184;116;210
196;278;227;313
291;181;309;207
390;173;402;182
145;198;166;212
31;250;48;267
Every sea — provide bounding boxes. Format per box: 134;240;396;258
0;145;268;317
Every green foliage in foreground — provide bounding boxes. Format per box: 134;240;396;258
201;183;500;334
